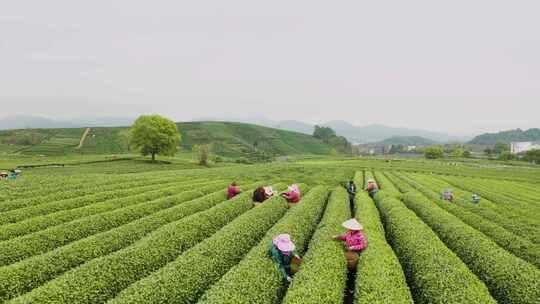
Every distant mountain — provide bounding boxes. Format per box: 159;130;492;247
1;115;473;144
469;128;540;145
0;115;134;130
0;115;77;130
193;118;471;143
321;120;469;143
377;136;437;146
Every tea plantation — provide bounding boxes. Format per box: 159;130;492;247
0;158;539;303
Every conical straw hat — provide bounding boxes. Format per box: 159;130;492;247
342;219;363;231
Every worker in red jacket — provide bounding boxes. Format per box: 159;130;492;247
227;182;241;199
281;184;300;203
365;179;379;198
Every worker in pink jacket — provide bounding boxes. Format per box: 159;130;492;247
334;218;367;270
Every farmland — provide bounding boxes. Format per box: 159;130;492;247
0;157;539;304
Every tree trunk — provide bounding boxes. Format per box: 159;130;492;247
151;152;156;162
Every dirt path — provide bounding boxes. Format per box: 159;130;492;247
76;128;91;149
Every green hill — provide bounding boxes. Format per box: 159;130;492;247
377;135;437;146
469;128;540;145
0;121;333;159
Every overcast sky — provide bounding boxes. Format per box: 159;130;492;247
1;0;539;134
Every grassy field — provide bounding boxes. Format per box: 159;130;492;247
0;156;539;304
0;121;334;160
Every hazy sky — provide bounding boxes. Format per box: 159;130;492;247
1;0;539;134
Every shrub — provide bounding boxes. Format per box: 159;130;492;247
282;187;350;304
401;191;540;304
424;146;444;159
197;186;329;304
377;194;497;303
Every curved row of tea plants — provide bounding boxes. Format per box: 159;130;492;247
393;171;540;244
0;174;197;212
387;172;540;268
0;179;192;224
197;186;330;304
400;190;540;304
8;184;290;304
354;171;413;304
0;179;217;240
0;182;228;266
441;175;540;226
281;187;350;304
375;191;497;303
0;183;259;302
109;186;312;304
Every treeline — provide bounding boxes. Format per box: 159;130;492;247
313;125;352;154
470;128;540;145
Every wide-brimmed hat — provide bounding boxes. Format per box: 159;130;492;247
342;219;363;231
264;186;275;196
288;184;300;194
273;234;295;252
367;179;375;183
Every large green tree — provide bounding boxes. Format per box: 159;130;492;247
128;115;181;161
313;125;336;141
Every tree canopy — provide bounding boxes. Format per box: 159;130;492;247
424;146;444;159
313;125;351;154
128;115;181;161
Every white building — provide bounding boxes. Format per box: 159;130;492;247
406;145;417;152
510;141;540;154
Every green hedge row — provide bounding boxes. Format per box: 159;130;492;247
466;177;540;224
467;176;540;209
0;179;216;240
281;187;350;304
197;186;330;304
441;176;540;227
390;172;540;268
353;172;412;304
8;184;288;304
372;171;400;197
377;193;497;304
0;175;182;212
393;171;539;241
0;182;227;267
401;191;540;304
0;174;196;213
439;175;540;243
0;183;262;302
475;178;540;203
108;185;310;304
0;178;193;225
